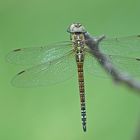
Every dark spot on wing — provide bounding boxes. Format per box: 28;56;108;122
137;35;140;37
17;70;25;75
136;58;140;61
13;48;22;52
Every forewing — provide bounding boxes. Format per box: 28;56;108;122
7;41;72;66
100;35;140;57
12;51;77;87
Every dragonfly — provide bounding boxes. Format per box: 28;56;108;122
7;23;140;132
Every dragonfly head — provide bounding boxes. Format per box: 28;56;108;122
67;23;87;33
67;23;87;46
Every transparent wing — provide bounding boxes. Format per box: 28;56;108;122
100;35;140;57
84;49;140;79
84;50;109;78
108;55;140;78
12;51;77;87
7;41;73;66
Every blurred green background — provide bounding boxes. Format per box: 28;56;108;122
0;0;140;140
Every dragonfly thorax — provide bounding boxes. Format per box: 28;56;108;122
72;33;86;63
70;32;86;62
71;33;86;46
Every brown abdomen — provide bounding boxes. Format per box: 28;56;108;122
77;62;87;132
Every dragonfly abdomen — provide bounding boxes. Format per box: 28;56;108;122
77;62;87;132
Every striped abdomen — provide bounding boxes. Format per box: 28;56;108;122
77;62;87;132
